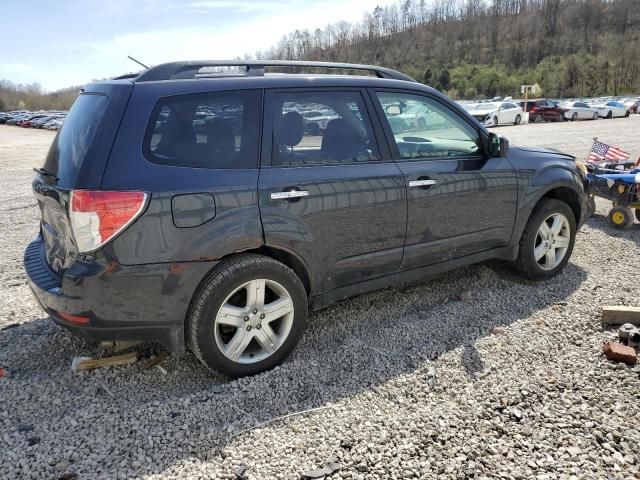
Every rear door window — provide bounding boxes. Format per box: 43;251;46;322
43;93;108;185
144;90;260;169
269;91;380;166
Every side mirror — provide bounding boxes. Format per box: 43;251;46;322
488;132;509;157
386;105;402;116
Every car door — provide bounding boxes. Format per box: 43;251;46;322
540;100;556;121
371;89;518;269
258;89;407;295
504;103;519;123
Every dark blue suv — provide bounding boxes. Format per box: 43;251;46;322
25;61;588;377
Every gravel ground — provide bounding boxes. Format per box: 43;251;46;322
1;117;640;480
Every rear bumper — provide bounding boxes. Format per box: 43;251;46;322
24;236;219;353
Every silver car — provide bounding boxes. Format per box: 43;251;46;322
560;101;599;121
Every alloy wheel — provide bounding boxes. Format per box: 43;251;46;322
533;213;571;271
214;279;294;364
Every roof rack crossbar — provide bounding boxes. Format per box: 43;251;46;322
134;60;415;83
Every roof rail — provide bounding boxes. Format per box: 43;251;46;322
133;60;416;83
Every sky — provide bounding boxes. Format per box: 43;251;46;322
0;0;382;91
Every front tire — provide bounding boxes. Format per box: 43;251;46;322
187;254;307;378
571;112;578;121
512;199;576;280
606;110;613;119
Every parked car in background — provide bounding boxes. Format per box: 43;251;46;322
559;101;599;121
385;101;445;132
0;110;66;130
44;118;64;130
622;98;639;114
468;102;524;126
301;110;339;135
591;101;629;118
519;99;564;123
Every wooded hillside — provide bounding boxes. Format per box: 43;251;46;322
260;0;640;99
0;80;81;111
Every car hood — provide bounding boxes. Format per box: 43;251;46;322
471;108;497;115
512;145;575;161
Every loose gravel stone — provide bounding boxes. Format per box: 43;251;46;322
1;120;640;479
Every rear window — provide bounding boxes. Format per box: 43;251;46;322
143;90;260;169
43;93;108;185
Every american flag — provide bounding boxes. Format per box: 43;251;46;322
588;140;630;163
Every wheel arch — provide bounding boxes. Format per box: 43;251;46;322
539;186;582;226
512;173;585;248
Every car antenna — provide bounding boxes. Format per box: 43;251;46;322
127;55;149;69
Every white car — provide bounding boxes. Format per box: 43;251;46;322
591;101;630;119
559;101;599;121
469;102;524;127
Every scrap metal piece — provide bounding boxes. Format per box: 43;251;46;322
618;323;640;347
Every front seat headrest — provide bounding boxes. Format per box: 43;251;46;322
278;111;305;147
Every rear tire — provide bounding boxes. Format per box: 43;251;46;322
635;209;640;222
514;114;521;125
512;199;576;280
609;207;634;230
592;112;599;120
534;114;544;123
493;116;499;127
187;254;307;378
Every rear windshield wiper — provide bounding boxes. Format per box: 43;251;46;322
33;167;59;181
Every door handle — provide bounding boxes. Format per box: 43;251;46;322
270;190;310;200
409;179;437;188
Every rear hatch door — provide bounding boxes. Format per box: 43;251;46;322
33;81;133;273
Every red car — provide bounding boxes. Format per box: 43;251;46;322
518;99;564;123
20;115;47;127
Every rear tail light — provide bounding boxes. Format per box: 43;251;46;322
69;190;148;253
57;311;90;325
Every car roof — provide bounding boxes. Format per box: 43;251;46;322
127;60;416;83
89;74;438;97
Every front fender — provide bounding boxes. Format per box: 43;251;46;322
511;162;587;245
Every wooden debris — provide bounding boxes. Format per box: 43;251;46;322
72;351;138;372
140;351;168;370
602;306;640;326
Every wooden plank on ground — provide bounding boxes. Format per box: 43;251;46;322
602;306;640;326
73;352;138;372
